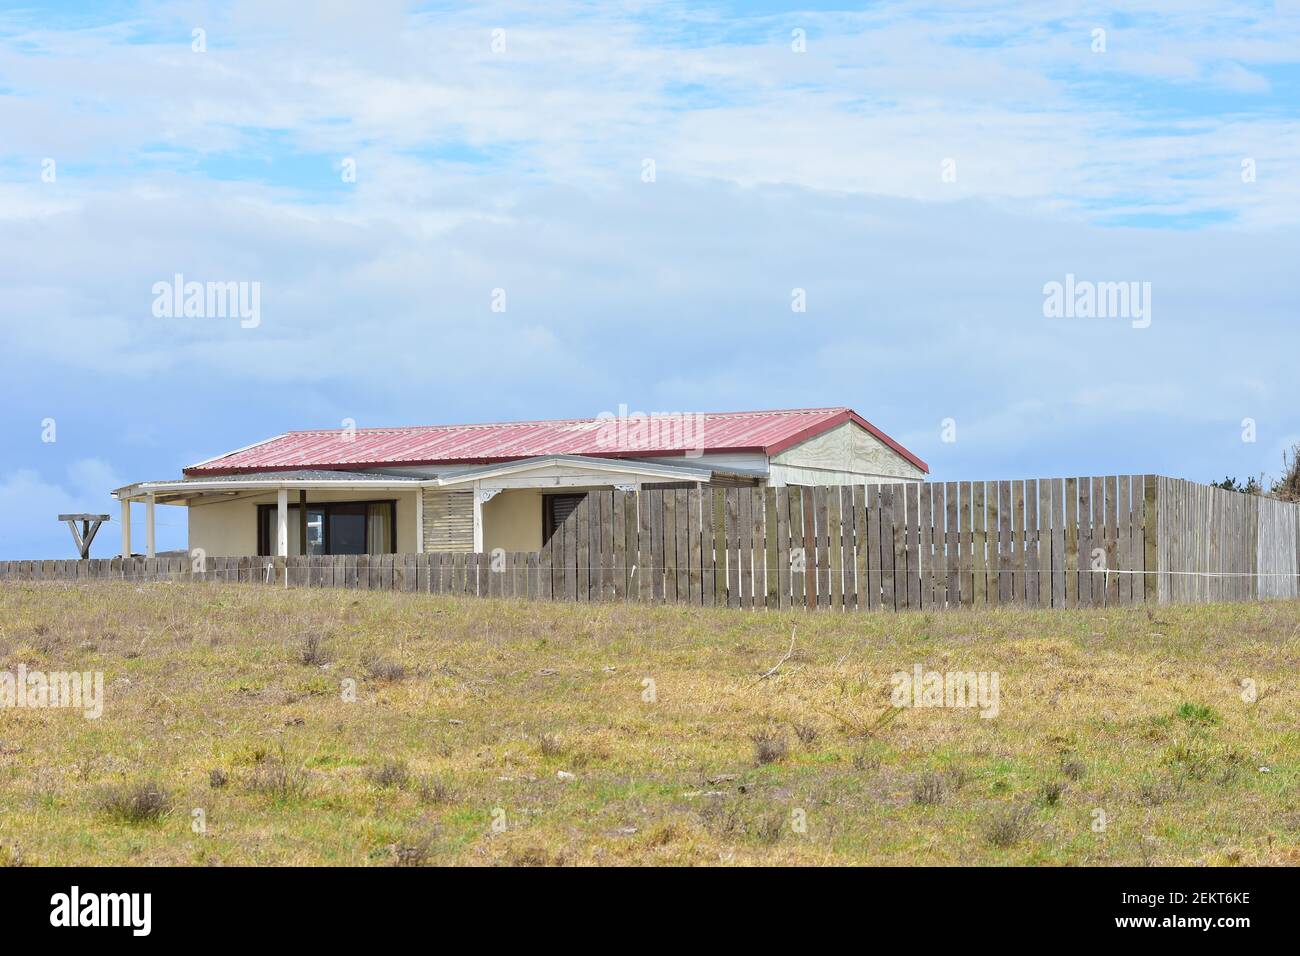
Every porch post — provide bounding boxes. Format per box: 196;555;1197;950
299;489;308;557
276;488;289;557
145;493;156;558
415;488;424;553
120;499;132;558
472;481;484;552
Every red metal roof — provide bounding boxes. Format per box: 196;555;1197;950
184;407;928;476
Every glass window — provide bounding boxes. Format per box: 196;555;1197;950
329;504;367;555
258;500;396;556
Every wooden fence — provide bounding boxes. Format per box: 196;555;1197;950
3;475;1299;610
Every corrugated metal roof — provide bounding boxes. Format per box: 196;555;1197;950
184;407;928;475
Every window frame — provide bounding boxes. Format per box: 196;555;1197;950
256;498;397;556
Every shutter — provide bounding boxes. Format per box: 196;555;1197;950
545;494;585;542
422;489;474;552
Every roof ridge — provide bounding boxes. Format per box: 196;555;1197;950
279;407;849;435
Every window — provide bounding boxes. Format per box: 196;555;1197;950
257;500;396;556
542;493;586;543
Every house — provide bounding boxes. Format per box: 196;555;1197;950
110;407;927;559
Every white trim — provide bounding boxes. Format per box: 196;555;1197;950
479;475;646;490
435;455;714;488
276;489;289;558
113;477;426;501
120;499;131;558
472;481;484;552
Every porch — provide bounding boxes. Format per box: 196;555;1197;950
111;455;764;559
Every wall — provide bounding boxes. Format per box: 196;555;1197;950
482;488;543;552
188;489;419;556
770;421;926;485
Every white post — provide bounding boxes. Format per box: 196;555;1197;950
276;489;289;557
472;482;484;553
145;493;156;558
415;489;425;554
120;499;132;558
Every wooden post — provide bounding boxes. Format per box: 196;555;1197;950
415;488;424;553
276;489;289;558
145;493;156;559
472;483;485;553
298;489;308;557
60;514;110;560
120;499;132;558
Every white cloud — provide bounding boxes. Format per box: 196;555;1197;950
0;459;128;559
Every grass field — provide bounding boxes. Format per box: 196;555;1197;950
0;581;1297;866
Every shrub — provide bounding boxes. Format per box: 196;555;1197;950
416;776;452;805
912;773;945;806
750;729;788;766
364;656;407;682
209;768;229;789
299;634;330;666
367;759;410;790
985;805;1033;848
392;840;431;867
791;722;820;746
1059;754;1087;781
96;781;173;824
247;761;310;801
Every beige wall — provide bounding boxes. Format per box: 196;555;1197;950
187;489;419;557
770;421;926;485
482;489;543;552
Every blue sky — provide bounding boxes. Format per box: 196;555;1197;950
1;0;1298;557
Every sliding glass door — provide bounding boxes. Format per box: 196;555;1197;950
258;500;395;556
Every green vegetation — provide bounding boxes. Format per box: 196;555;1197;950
0;582;1296;865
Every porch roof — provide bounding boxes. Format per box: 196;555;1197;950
113;455;761;504
112;469;425;504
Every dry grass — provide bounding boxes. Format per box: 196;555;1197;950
0;581;1297;865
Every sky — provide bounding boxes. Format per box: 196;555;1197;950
0;0;1298;558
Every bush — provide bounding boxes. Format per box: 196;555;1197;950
364;656;407;682
416;776;452;805
299;634;330;666
985;805;1033;848
392;839;431;867
96;781;173;823
247;761;310;801
367;759;410;790
1059;754;1087;781
750;729;788;766
912;773;945;806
